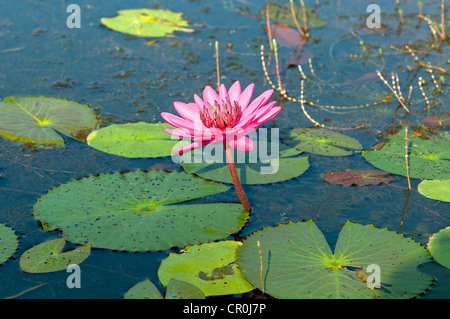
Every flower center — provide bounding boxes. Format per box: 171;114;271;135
199;98;241;130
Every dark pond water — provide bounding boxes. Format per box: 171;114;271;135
0;0;448;299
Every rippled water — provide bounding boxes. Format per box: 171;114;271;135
0;0;448;298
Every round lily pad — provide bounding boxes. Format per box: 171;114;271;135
283;128;363;156
101;8;194;38
158;241;254;296
124;279;205;299
418;179;450;202
19;238;90;273
428;227;450;269
236;220;432;299
363;130;450;180
33;170;248;251
180;142;310;184
87;122;189;158
0;96;98;146
0;224;18;264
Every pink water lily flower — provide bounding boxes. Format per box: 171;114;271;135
161;81;281;155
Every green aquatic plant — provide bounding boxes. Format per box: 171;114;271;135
124;279;205;299
101;8;194;37
418;179;450;202
86;122;189;158
158;241;254;296
0;96;98;146
19;238;90;273
33;169;248;251
362;130;450;180
428;227;450;269
0;224;18;264
236;220;433;299
283;127;363;156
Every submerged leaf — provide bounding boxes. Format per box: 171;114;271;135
324;169;396;186
158;241;254;296
236;220;432;299
0;96;98;146
101;9;194;37
0;224;19;264
19;238;90;273
421;114;450;129
33;170;248;251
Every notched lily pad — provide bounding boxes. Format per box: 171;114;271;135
0;96;98;146
283;128;363;156
324;169;396;186
101;8;194;38
33;169;248;251
158;241;254;296
19;238;90;273
362;130;450;180
236;220;432;299
180;142;309;184
87;122;189;158
0;224;19;264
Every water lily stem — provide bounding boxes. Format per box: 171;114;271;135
224;142;252;212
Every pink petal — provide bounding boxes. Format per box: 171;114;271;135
202;86;219;106
174;101;201;122
194;94;205;110
257;106;282;124
238;83;255;110
228;81;241;103
164;127;192;139
218;84;230;108
227;135;255;151
240;89;274;120
161;112;195;130
172;140;208;155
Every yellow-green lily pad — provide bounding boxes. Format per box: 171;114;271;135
158;241;254;296
0;96;98;146
418;179;450;202
101;9;194;38
19;238;90;273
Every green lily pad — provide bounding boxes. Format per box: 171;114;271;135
158;241;254;296
180;142;310;184
19;238;90;273
418;179;450;202
362;130;450;180
428;227;450;269
264;2;328;29
0;96;98;146
33;169;248;251
283;128;363;156
101;8;194;38
236;220;432;299
124;279;163;299
87;122;189;158
124;279;205;299
0;224;19;264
